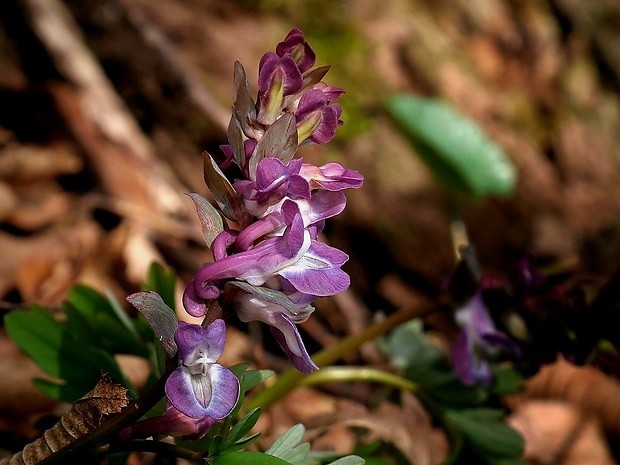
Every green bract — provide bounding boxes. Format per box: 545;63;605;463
386;94;516;198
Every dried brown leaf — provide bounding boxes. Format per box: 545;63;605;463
0;374;129;465
508;400;616;465
304;393;448;465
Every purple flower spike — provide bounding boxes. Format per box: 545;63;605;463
258;52;303;126
451;293;520;386
165;320;240;420
276;28;316;73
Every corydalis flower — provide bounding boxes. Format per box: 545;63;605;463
183;29;363;374
451;292;520;386
165;320;239;420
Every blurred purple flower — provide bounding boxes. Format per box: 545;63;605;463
451;292;520;386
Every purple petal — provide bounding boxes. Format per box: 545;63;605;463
199;364;240;418
233;293;317;373
279;240;350;296
451;331;492;386
295;90;342;145
313;82;345;102
193;218;307;290
258;52;303;125
300;162;364;191
270;321;318;373
276;29;316;73
295;190;347;226
175;320;227;363
182;280;208;317
166;367;205;419
166;366;239;420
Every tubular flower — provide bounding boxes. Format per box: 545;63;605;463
234;293;318;373
120;403;217;441
182;28;363;372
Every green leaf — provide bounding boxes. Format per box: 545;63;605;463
243;369;275;392
386;94;516;198
64;285;146;356
141;262;177;311
428;375;489;407
328;456;366;465
4;306;132;402
491;366;525;396
381;319;445;377
266;424;310;465
212;451;292;465
445;408;524;459
218;408;261;452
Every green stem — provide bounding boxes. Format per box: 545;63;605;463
246;301;433;412
300;366;418;392
38;362;175;465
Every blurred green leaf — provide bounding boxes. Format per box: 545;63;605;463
491;366;525;396
428;375;489;407
445;408;524;460
141;262;177;311
328;456;366;465
381;319;445;380
386;94;516;198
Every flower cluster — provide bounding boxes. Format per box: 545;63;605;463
124;29;362;440
183;29;363;373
